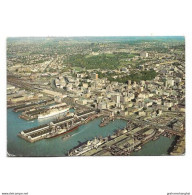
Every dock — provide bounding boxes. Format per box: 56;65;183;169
19;102;68;121
13;99;54;112
18;109;96;143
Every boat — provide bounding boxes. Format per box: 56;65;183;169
84;114;97;124
134;146;142;152
62;134;71;140
38;107;70;119
68;137;104;156
152;136;159;141
45;123;80;139
99;116;114;127
99;117;110;127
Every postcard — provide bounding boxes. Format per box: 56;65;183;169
7;36;185;157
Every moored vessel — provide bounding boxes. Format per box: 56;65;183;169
38;107;70;119
134;146;142;152
62;134;71;140
45;122;81;139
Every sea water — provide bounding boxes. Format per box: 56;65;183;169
7;109;175;156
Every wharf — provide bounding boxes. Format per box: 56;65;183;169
169;135;185;155
19;102;68;121
7;99;41;109
13;99;54;112
18;109;96;143
19;107;47;121
70;124;162;156
74;132;134;156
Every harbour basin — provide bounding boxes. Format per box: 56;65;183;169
7;108;127;156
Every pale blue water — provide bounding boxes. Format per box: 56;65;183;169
131;136;175;156
7;109;175;156
7;109;127;156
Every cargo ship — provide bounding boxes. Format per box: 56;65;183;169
45;122;81;139
38;105;70;119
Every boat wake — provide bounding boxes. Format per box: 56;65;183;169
72;132;81;136
71;128;87;136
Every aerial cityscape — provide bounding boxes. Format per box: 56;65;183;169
7;36;185;156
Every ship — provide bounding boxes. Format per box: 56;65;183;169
99;116;114;127
46;127;68;138
68;137;104;156
45;123;81;139
38;106;70;119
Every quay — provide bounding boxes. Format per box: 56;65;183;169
68;119;185;156
18;109;97;143
19;107;48;120
7;99;41;109
19;102;69;121
13;98;54;112
169;134;185;155
68;124;159;156
163;129;184;137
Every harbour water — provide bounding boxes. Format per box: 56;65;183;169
131;136;175;156
7;109;127;156
7;109;175;156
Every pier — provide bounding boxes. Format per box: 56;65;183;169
13;99;54;112
19;102;68;121
163;129;184;137
18;109;96;143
